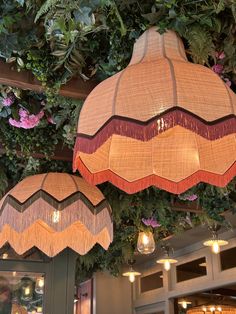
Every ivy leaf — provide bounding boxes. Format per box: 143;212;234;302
74;7;93;26
16;0;25;6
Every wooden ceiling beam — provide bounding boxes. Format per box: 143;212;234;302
0;61;97;99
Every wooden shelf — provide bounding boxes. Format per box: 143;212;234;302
0;61;97;99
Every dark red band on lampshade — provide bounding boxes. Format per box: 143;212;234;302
75;157;236;195
75;110;236;154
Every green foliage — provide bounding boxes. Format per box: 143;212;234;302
0;0;236;282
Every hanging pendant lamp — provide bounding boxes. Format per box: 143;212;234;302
73;27;236;194
0;173;113;257
187;304;236;313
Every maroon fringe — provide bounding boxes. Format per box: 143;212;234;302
76;110;236;154
75;157;236;195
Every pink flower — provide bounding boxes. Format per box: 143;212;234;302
178;193;198;201
47;116;56;124
142;217;161;228
224;78;232;87
212;64;224;74
9;109;44;129
185;194;198;201
9;118;22;127
215;51;225;60
2;95;15;107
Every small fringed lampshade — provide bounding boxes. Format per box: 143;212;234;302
73;27;236;194
0;173;113;257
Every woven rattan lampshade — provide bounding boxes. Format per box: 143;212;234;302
0;173;113;257
73;27;236;194
187;305;236;313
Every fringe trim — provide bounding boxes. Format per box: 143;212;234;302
0;190;112;217
75;156;236;195
0;198;113;237
0;223;113;257
76;110;236;154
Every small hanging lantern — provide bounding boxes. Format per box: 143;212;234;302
137;231;155;255
156;245;178;271
20;277;34;302
0;173;113;257
178;300;192;309
187;304;236;313
122;261;141;283
203;225;228;254
73;27;236;194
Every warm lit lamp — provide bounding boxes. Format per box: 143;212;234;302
203;225;228;254
122;260;141;283
123;268;141;283
0;173;113;257
156;245;178;271
35;277;44;294
137;231;155;255
187;304;236;313
178;300;192;309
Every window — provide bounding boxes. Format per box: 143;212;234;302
140;271;163;293
176;257;207;283
0;271;45;313
220;247;236;271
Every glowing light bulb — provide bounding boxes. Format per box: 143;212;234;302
182;301;187;309
212;240;220;254
142;233;149;245
202;307;207;312
2;253;8;259
217;307;222;312
210;306;216;312
12;271;16;277
37;307;43;313
123;268;141;283
164;260;171;271
24;287;30;296
137;231;155;255
129;273;135;283
52;209;60;223
38;278;44;288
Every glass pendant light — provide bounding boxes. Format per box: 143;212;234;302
137;231;155;255
203;225;228;254
156;245;178;271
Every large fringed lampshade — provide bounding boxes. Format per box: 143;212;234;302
73;27;236;194
0;173;113;257
187;305;236;313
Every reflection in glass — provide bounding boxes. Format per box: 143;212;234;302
0;271;44;313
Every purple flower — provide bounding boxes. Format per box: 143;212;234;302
212;64;224;74
185;194;198;201
2;95;15;107
178;193;198;201
142;217;161;228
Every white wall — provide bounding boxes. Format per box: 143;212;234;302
94;272;133;314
